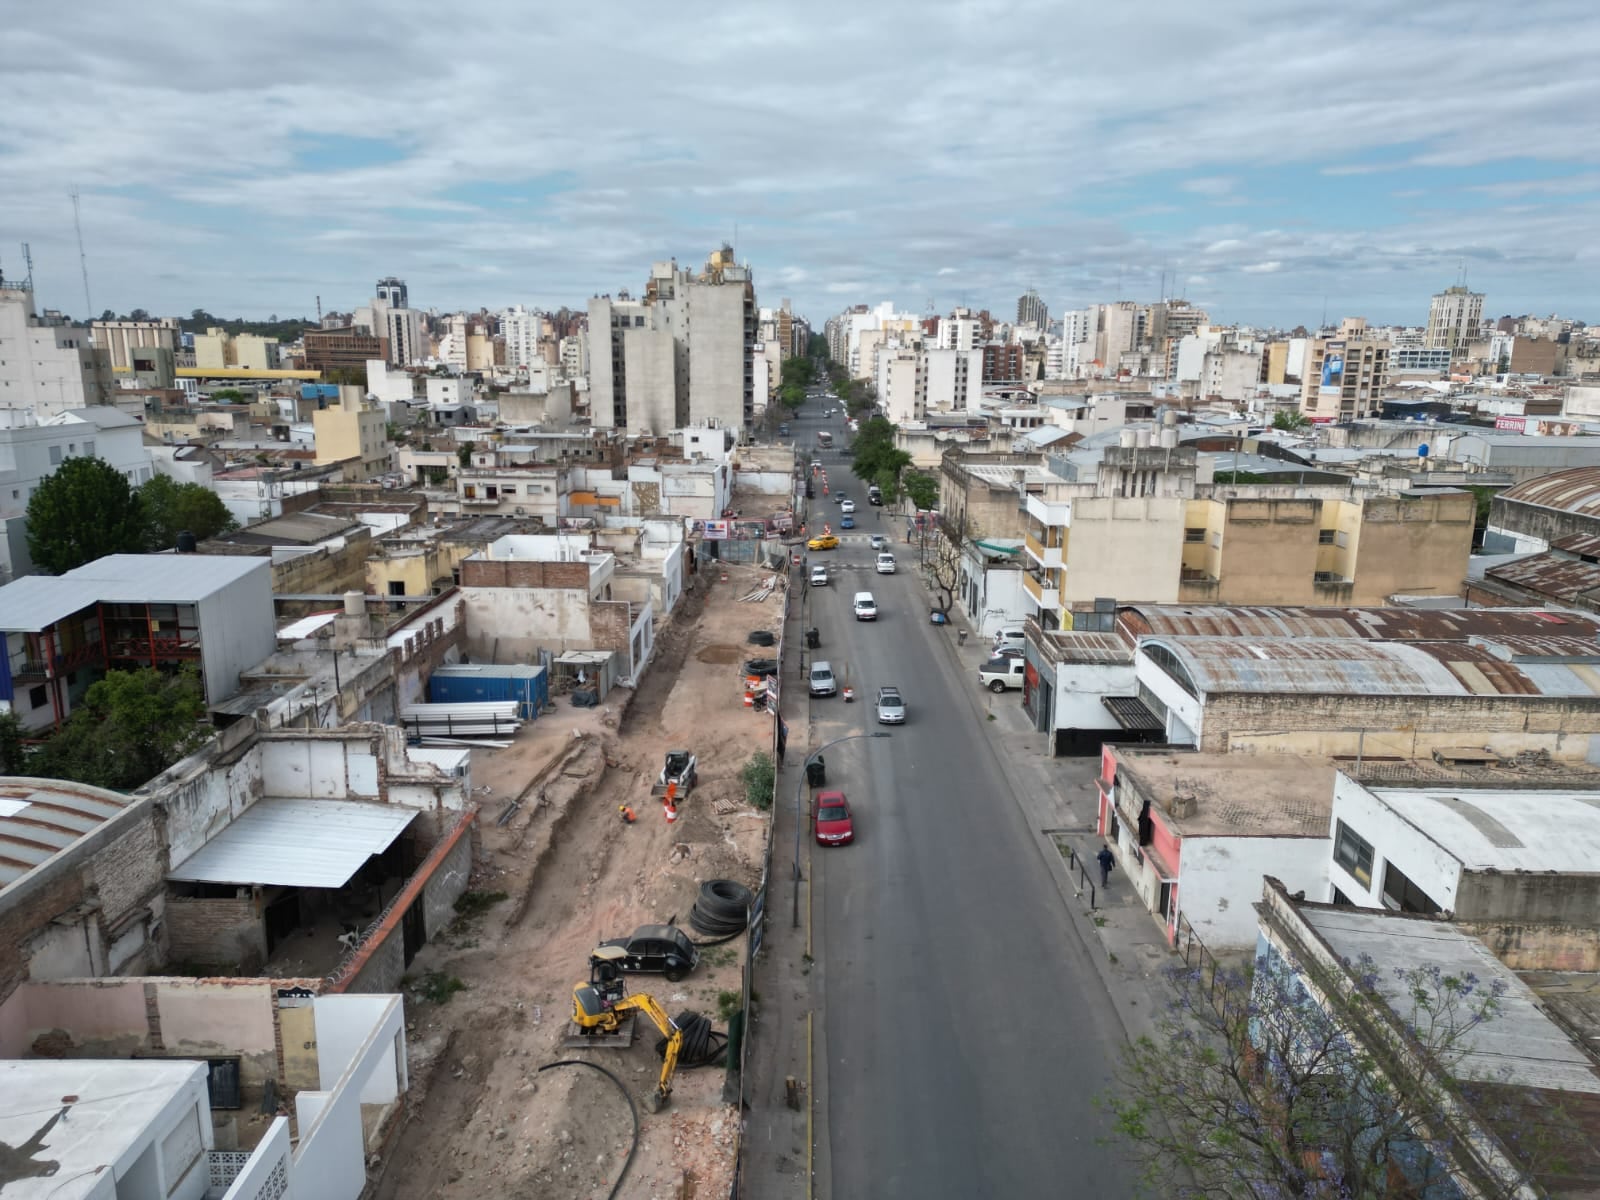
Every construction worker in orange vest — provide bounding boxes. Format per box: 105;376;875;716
619;804;636;824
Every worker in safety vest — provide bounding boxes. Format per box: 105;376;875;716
619;805;636;824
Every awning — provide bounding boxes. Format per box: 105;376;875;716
1103;696;1164;732
168;798;417;888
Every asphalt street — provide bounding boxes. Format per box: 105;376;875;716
792;396;1137;1198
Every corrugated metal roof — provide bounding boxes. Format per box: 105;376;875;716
1501;466;1600;517
1472;634;1600;663
1045;632;1132;663
1152;637;1476;697
1485;553;1600;604
1122;604;1600;642
167;798;417;887
0;781;132;890
0;554;269;633
1551;533;1600;557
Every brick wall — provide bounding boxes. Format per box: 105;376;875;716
421;827;473;940
588;599;633;653
459;559;590;589
166;895;266;972
0;871;85;1007
342;926;405;994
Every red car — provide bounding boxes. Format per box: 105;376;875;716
814;790;855;845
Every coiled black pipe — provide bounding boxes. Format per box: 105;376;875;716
688;879;752;937
655;1010;729;1068
536;1059;639;1200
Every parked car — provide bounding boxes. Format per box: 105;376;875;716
592;924;700;981
809;661;838;697
810;565;830;587
853;591;878;621
869;533;890;550
778;423;790;436
875;686;905;724
808;534;840;551
876;552;897;574
840;514;855;529
993;627;1027;654
978;656;1026;692
814;790;855;845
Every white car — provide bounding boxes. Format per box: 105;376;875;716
810;565;830;587
876;553;897;574
809;661;838;697
840;499;856;514
852;591;878;621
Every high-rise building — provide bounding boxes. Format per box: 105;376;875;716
502;306;541;371
1425;285;1484;353
1299;318;1390;423
90;317;180;371
588;247;756;432
1016;289;1048;329
925;348;982;411
937;310;980;352
982;342;1025;384
376;277;409;309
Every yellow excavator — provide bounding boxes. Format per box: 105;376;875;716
571;947;685;1113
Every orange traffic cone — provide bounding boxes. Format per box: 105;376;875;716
664;801;678;824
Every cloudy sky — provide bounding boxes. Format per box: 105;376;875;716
2;0;1597;330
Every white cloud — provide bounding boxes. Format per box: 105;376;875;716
0;0;1596;325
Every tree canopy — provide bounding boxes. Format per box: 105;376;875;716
141;475;238;548
1272;409;1311;431
26;457;148;574
903;471;939;513
1105;951;1573;1199
31;668;209;791
850;417;911;498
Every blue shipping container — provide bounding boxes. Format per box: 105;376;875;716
428;664;549;719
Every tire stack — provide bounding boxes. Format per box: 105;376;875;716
689;879;752;939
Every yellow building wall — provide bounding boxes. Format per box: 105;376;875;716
1346;491;1473;603
193;328;232;370
1262;342;1289;385
277;1003;320;1091
1212;498;1321;604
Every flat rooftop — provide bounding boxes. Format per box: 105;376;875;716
0;1059;208;1199
1303;905;1600;1095
1366;785;1600;874
1115;750;1335;837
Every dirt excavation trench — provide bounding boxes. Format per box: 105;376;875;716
371;564;783;1199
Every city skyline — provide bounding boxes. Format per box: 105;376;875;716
2;0;1597;327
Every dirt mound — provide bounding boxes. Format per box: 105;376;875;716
694;643;744;665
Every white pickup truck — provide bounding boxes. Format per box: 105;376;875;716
978;656;1025;693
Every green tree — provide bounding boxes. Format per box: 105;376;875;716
903;471;939;512
209;388;247;403
33;668;209;790
0;710;27;775
140;475;238;548
457;440;477;467
1272;409;1311;431
1105;952;1574;1199
26;457;147;575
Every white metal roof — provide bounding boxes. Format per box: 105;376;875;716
167;797;416;887
0;553;269;632
0;780;132;890
1369;787;1600;874
278;610;339;640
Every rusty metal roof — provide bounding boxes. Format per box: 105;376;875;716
1486;553;1600;606
1043;632;1131;663
1551;533;1600;558
1121;604;1600;642
1471;634;1600;663
0;780;133;891
1501;466;1600;516
1147;636;1557;697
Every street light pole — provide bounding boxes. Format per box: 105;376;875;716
793;731;890;927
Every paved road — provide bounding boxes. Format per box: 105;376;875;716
792;399;1136;1198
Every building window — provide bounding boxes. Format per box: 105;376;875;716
1183;527;1206;544
48;445;62;466
83;440;95;457
388;580;406;597
1333;820;1374;888
1318;529;1336;545
28;685;47;709
1381;861;1440;915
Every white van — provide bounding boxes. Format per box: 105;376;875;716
978;656;1025;693
875;552;897;574
853;592;878;621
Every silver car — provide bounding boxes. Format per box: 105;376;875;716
875;685;905;724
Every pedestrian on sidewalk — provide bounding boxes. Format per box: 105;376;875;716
1097;844;1115;887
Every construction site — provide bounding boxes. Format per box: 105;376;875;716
369;558;788;1199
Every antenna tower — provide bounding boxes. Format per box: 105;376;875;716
70;189;92;318
316;294;323;323
21;243;34;291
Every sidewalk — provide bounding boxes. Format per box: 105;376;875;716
928;582;1177;1041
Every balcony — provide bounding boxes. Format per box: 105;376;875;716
1023;530;1063;569
1022;570;1060;611
1024;493;1072;528
460;491;504;507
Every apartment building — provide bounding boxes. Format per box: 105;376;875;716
304;326;386;378
1017;438;1472;629
877;347;926;423
982;342;1026;385
312;389;391;480
1425;284;1484;353
1298;318;1390;422
91;316;181;371
589;247;756;432
0;281;114;417
1016;289;1048;329
924;347;982;412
